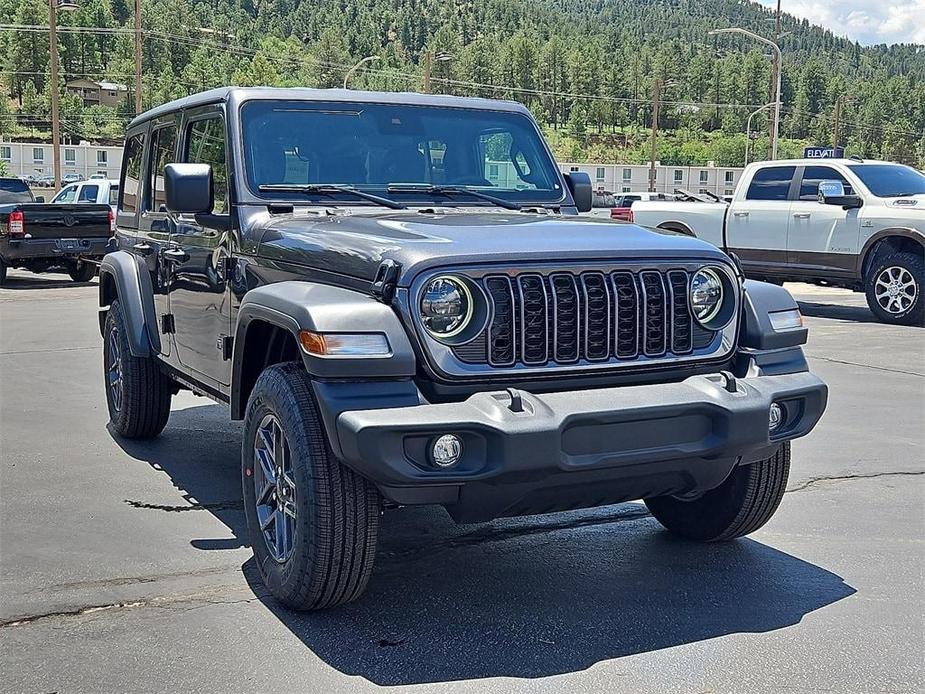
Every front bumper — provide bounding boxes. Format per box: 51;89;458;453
1;237;109;263
335;370;827;522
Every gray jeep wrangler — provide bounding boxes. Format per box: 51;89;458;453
99;87;827;610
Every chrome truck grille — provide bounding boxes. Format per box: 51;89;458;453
457;269;713;367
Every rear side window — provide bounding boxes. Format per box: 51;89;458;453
54;185;78;203
746;166;796;201
78;184;99;203
147;124;178;212
120;134;144;213
0;178;32;204
108;185;119;206
799;166;853;199
184;117;228;213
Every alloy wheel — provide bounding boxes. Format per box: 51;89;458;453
874;266;918;315
253;413;298;563
107;327;123;412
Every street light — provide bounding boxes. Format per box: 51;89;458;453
49;0;78;191
343;55;379;89
709;27;782;160
745;102;776;165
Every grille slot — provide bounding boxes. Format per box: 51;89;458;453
452;267;720;368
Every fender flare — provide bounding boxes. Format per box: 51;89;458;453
98;251;161;357
857;227;924;278
231;281;417;419
740;279;808;351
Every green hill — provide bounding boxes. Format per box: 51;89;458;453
2;0;923;166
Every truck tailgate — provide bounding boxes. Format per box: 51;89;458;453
19;204;111;239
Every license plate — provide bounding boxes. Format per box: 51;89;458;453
57;239;81;251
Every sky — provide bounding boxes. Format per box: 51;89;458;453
755;0;925;46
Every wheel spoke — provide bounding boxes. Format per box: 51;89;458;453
256;481;275;505
255;447;276;484
275;508;287;556
258;426;275;461
260;509;275;532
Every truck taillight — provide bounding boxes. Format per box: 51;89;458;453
9;210;24;237
610;207;633;222
108;208;116;235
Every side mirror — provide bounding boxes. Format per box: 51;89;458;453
818;180;863;209
165;163;213;214
34;195;45;203
564;172;593;213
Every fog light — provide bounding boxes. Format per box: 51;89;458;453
769;402;784;431
431;434;462;468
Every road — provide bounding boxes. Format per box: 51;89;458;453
1;271;923;693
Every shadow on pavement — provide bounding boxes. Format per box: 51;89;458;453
797;299;882;324
0;272;97;290
115;403;857;685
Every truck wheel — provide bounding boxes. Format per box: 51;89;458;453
103;299;172;438
0;259;6;286
864;251;923;326
242;362;380;611
645;442;790;541
68;261;96;283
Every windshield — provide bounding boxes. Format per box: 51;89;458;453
0;179;33;204
848;164;925;198
240;100;563;205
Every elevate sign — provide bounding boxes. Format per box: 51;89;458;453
804;146;845;159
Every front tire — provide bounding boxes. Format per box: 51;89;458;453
864;251;923;326
645;442;791;541
103;299;173;438
0;258;7;286
242;362;380;611
68;261;96;283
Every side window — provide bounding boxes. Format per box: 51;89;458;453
745;166;796;201
119;134;144;214
54;185;78;203
77;185;99;203
184;117;228;213
147;124;178;212
109;185;119;206
478;131;539;190
799;166;854;200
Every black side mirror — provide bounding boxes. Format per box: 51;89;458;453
817;180;863;210
165;163;213;214
564;172;593;213
34;195;45;203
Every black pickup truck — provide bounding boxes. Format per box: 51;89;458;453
0;177;113;285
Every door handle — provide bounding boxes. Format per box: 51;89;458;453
793;213;811;219
732;211;749;217
132;242;153;256
162;248;190;264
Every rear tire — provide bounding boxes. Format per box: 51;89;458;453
645;442;790;541
864;250;923;326
68;261;96;283
242;362;380;611
103;299;173;438
0;259;6;286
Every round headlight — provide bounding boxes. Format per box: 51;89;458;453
420;276;473;338
690;268;724;324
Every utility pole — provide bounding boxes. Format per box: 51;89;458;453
770;0;781;158
422;51;432;94
833;96;842;148
134;0;142;114
649;77;661;193
48;0;61;191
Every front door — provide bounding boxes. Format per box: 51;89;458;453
725;165;796;277
167;110;232;387
787;165;862;279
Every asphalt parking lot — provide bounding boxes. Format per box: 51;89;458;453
1;271;923;693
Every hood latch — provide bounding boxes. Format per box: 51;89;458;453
371;259;401;304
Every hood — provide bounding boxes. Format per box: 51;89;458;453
250;207;731;286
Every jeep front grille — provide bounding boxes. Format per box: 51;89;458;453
454;268;717;368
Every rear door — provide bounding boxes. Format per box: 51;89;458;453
787;165;862;279
726;165;796;276
167;107;233;387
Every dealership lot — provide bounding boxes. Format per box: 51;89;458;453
0;272;922;693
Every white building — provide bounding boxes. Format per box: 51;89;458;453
560;162;744;198
0;140;123;180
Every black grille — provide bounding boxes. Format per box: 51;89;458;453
463;268;719;368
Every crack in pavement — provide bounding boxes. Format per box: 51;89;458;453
123;499;244;512
786;470;924;493
806;354;925;378
27;565;241;594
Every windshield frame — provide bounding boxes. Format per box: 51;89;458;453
235;97;568;208
847;163;925;198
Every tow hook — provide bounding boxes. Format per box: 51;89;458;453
719;371;738;393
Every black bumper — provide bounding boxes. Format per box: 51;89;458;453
334;371;827;522
1;237;109;263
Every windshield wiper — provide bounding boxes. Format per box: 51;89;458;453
386;184;521;211
257;184;406;210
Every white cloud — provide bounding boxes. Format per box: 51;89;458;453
755;0;925;45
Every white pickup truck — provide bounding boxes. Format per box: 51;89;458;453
631;159;924;325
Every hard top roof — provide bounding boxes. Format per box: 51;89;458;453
128;87;531;129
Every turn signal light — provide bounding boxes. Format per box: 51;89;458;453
610;207;633;222
298;330;391;357
108;208;116;235
8;210;24;237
